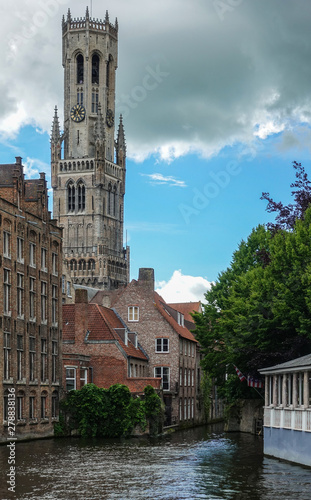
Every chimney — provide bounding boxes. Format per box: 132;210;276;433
74;289;88;344
15;156;22;165
75;288;88;303
138;268;154;290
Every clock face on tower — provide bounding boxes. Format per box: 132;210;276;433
71;104;86;122
106;109;114;127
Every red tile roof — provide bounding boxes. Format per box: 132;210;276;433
154;293;198;342
167;301;202;323
62;303;147;360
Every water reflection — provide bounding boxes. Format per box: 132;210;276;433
0;425;310;499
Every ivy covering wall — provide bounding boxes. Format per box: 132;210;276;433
54;383;164;438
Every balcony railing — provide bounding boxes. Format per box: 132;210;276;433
264;406;311;432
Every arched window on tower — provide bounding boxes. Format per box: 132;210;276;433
88;259;95;271
77;54;84;84
70;259;77;271
92;54;100;85
67;183;75;212
78;182;86;211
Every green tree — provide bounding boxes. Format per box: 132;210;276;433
193;211;311;401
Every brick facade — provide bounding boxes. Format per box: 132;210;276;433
0;158;63;442
62;289;160;393
102;268;204;426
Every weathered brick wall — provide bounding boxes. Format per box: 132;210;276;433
0;161;63;442
112;272;200;425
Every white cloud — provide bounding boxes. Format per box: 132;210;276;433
23;157;50;180
1;0;311;161
156;270;212;303
141;173;186;187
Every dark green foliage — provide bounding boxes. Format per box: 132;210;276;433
194;209;311;402
57;383;163;438
143;385;164;436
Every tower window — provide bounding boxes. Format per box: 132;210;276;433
77;54;84;84
77;90;83;105
68;183;75;212
78;182;85;211
92;54;100;85
92;92;99;113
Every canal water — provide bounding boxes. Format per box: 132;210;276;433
0;425;311;500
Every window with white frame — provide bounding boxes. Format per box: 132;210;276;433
52;285;58;325
155;338;169;353
67;281;71;297
29;395;35;419
41;248;47;271
29;242;36;267
41;339;47;381
177;312;184;327
41;282;47;323
154;367;170;391
3;231;11;258
192;343;195;357
17;393;24;421
188;368;191;387
184;368;187;386
29;277;36;320
29;337;36;381
191;397;194;418
179;339;183;354
188;342;191;356
179;367;183;386
184;341;187;356
17;335;23;380
52;392;58;418
17;273;24;318
179;398;182;421
41;393;47;418
17;237;24;263
192;369;194;387
52;341;57;383
3;269;11;315
62;275;65;294
184;398;187;420
188;398;191;419
128;306;139;322
3;332;11;380
66;367;76;391
52;252;58;276
80;368;88;387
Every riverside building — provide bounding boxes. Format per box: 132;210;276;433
0;158;63;442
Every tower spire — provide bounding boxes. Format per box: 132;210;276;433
116;115;126;168
85;6;89;20
67;8;72;22
51;106;61;144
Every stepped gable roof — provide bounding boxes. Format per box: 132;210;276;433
259;353;311;375
0;163;23;186
62;303;147;360
167;301;202;323
24;179;44;201
154;292;198;343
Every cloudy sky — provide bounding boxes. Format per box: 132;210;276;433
1;0;311;301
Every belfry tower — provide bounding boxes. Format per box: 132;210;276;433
51;7;129;290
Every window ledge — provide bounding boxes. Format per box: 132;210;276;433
3;378;14;384
3;311;12;317
41;320;48;325
17;314;25;320
29;317;36;323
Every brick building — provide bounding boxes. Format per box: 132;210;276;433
62;288;161;394
93;268;204;426
0;158;63;442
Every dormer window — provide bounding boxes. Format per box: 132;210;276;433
177;312;184;327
